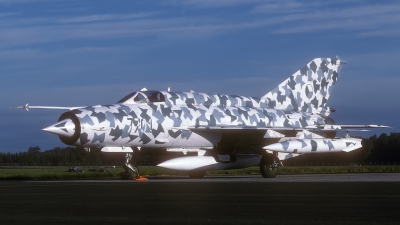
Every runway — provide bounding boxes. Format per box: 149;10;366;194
1;174;400;225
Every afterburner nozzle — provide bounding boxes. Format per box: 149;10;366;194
42;119;76;137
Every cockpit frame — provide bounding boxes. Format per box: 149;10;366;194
117;90;165;104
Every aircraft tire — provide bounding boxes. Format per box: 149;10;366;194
260;155;278;178
188;170;206;179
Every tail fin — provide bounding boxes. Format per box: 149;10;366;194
262;58;346;116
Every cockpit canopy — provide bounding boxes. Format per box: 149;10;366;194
117;90;165;104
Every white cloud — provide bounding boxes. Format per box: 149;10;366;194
0;12;20;18
58;12;157;23
1;1;400;48
0;49;43;60
265;2;400;35
359;27;400;38
166;0;266;8
251;1;307;14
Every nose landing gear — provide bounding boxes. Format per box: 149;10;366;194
122;153;148;180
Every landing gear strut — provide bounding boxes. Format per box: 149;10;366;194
122;153;147;180
260;153;279;178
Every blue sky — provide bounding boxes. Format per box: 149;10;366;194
1;0;399;153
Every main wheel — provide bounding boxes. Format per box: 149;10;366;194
188;170;206;178
260;155;278;178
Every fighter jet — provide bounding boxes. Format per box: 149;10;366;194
12;58;389;179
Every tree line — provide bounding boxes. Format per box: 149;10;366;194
0;146;123;166
1;133;400;166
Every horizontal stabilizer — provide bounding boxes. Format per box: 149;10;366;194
306;124;391;131
334;125;391;129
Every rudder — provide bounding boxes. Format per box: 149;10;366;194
262;58;346;116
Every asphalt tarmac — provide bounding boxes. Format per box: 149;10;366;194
1;174;400;225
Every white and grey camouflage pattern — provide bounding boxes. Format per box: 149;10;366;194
39;58;388;160
263;58;344;116
47;59;343;149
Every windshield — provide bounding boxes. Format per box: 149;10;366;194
143;91;165;103
117;90;165;104
117;92;137;103
134;93;147;103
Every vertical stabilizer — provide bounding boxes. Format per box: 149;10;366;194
262;58;346;115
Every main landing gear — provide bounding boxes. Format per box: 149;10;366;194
259;153;279;178
122;153;148;180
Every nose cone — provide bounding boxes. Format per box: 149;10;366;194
42;119;76;137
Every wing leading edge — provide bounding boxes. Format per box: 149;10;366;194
187;124;390;131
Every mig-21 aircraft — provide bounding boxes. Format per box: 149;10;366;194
12;58;389;179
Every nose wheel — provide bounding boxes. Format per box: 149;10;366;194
123;153;148;180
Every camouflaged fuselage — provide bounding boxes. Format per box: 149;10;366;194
61;91;327;148
45;58;349;152
16;57;391;175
